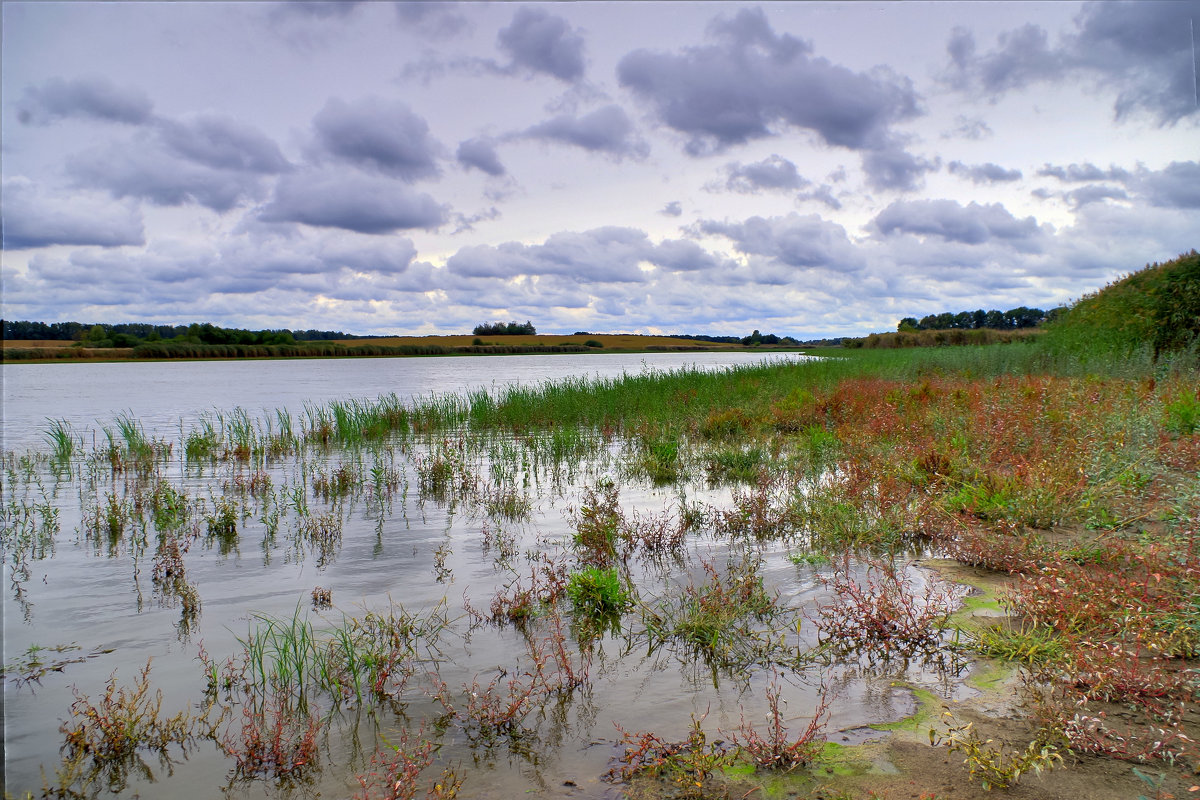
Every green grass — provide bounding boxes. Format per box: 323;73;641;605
567;566;632;619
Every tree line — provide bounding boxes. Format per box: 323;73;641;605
2;320;352;346
897;306;1065;333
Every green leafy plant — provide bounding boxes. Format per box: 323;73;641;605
932;710;1067;790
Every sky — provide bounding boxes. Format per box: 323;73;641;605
2;1;1198;339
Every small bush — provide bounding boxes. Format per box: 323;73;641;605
584;339;603;348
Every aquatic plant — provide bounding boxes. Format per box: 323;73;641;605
728;673;830;772
354;725;462;800
220;692;320;780
608;710;735;798
50;661;211;797
566;565;631;620
932;710;1067;790
812;557;963;661
42;418;80;468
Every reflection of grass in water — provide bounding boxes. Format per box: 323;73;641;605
209;601;453;711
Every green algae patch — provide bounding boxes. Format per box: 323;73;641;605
957;589;1005;619
818;741;875;777
719;764;821;799
868;686;940;736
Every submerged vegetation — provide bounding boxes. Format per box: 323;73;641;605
2;252;1199;799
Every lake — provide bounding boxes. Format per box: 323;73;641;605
0;351;958;800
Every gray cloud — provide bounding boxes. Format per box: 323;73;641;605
2;178;144;250
861;147;939;191
318;237;419;276
798;185;842;210
158;114;291;173
720;155;809;193
393;2;469;39
456;137;506;176
697;212;863;272
948;161;1022;183
446;227;725;283
649;239;727;272
67;139;267;212
1063;185;1128;208
17;76;154;126
943;1;1200;125
497;7;585;82
521;105;648;159
1034;160;1199;209
1037;162;1131;182
617;7;921;156
259;171;447;233
944;23;1064;95
943;115;993;140
450;206;501;234
311;97;442;181
873;199;1044;249
1136;161;1200;209
660;201;683;217
271;1;364;21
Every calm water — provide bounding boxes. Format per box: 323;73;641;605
0;352;962;800
2;351;801;453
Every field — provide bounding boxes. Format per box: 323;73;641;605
1;340;78;349
338;333;745;350
0;332;755;363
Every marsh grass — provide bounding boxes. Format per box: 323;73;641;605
640;555;797;672
43;419;80;470
205;496;240;554
210;601;452;711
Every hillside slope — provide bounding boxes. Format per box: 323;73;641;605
1044;250;1200;357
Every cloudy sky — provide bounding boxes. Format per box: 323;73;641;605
2;1;1197;338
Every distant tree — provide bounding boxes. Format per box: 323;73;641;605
473;320;536;336
951;311;974;329
897;317;919;332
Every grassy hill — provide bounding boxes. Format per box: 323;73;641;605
1043;250;1200;358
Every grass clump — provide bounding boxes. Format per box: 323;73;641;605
567;566;631;619
642;556;793;671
